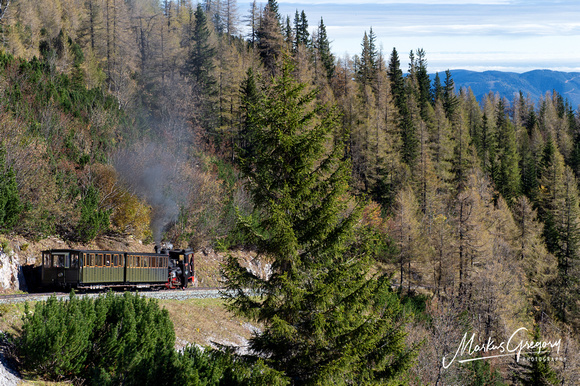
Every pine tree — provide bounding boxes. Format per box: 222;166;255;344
223;58;417;383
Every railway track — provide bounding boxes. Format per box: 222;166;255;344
0;287;224;304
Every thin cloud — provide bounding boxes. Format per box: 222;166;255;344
276;1;580;72
280;1;512;4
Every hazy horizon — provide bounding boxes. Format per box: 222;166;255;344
275;1;580;74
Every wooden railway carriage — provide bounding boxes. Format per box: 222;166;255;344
41;248;194;290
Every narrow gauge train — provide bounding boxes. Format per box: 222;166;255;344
40;246;194;290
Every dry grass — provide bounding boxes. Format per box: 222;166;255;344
0;303;25;336
18;380;72;385
159;298;260;352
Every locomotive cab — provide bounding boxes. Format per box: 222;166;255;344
167;249;195;289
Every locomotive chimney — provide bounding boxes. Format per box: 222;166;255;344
154;245;160;254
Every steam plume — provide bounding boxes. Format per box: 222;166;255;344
114;142;185;244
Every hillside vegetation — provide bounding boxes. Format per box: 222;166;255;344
0;0;579;384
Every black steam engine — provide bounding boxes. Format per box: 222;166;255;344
40;245;194;290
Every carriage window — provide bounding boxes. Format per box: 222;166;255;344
89;253;95;266
143;256;149;268
53;254;65;268
105;254;111;267
113;254;118;267
95;254;102;266
135;256;140;268
43;253;50;267
71;253;79;268
65;254;71;268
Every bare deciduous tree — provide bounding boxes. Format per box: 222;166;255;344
0;0;10;21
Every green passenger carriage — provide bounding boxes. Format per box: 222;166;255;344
41;248;193;290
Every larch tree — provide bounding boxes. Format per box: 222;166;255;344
223;58;417;384
392;186;424;293
511;195;557;315
430;98;454;191
463;88;483;156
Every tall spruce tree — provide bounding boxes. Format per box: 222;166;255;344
431;71;443;104
495;99;521;202
414;48;431;121
223;58;416;384
184;3;218;129
388;47;417;166
257;0;284;75
317;17;335;80
293;10;309;48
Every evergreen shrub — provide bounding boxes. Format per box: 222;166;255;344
18;292;287;385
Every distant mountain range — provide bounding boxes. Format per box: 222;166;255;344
441;70;580;108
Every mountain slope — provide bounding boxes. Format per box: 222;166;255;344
445;69;580;107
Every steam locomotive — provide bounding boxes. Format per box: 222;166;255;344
40;246;194;290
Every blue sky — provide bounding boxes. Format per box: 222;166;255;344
275;0;580;73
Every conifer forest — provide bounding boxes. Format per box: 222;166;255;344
0;0;579;384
